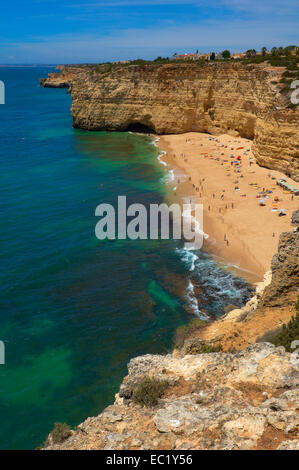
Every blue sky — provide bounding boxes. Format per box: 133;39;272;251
0;0;298;63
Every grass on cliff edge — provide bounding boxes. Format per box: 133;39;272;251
133;377;169;408
271;297;299;352
41;422;72;448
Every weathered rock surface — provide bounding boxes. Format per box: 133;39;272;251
41;63;299;180
292;209;299;225
43;343;299;450
260;231;299;307
40;66;82;88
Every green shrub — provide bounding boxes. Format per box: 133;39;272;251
47;422;72;444
286;63;299;71
271;298;299;351
133;377;168;407
280;86;291;94
282;70;299;78
174;318;207;348
198;344;223;353
280;78;293;85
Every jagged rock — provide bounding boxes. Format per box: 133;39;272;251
260;231;299;307
221;414;267;449
277;439;299;450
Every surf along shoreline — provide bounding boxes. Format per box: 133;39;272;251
155;132;298;285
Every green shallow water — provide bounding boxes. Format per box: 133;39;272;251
0;67;252;449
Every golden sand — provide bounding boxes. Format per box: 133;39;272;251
158;132;298;282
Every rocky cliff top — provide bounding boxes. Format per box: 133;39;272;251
44;342;299;450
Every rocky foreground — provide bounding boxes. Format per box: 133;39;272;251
44;343;299;450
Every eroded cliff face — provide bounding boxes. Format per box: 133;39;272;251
41;63;299;180
259;231;299;308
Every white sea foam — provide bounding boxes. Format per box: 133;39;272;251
181;204;209;246
164;169;175;183
158;151;167;167
176;247;199;272
154;137;209;319
185;280;209;320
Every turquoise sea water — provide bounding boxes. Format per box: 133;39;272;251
0;68;252;449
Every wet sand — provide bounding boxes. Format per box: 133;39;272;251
158;132;298;281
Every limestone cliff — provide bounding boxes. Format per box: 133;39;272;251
259;231;299;308
41;63;299;181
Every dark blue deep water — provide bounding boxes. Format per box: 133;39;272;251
0;68;252;449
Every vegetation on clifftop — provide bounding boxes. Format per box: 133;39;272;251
271;297;299;352
132;377;169;407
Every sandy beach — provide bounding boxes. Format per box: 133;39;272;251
158;132;298;282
